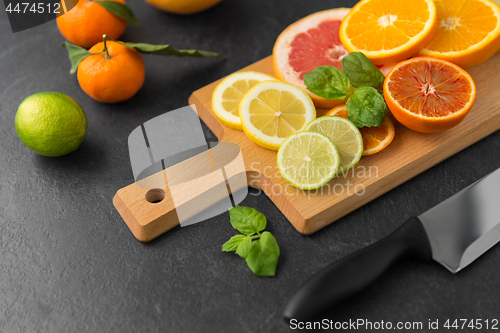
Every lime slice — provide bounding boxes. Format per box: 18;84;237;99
277;131;340;190
304;116;363;173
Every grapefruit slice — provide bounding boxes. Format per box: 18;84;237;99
383;57;476;133
273;8;351;109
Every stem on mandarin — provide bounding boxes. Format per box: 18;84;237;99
102;34;111;59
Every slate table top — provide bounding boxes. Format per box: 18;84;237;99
1;0;499;332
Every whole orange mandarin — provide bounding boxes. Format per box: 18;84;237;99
77;41;145;103
57;0;127;49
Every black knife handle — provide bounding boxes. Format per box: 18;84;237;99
284;217;432;321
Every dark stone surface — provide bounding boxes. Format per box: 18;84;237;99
1;1;499;332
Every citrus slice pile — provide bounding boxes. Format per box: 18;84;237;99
212;71;276;130
277;131;340;190
383;57;476;133
273;8;351;108
339;0;437;64
304;116;363;173
326;105;395;156
419;0;500;68
239;81;316;150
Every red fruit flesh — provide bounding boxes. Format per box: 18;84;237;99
288;20;348;79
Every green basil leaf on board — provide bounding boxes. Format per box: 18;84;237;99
223;206;280;276
95;0;139;25
341;52;385;89
346;87;388;128
303;65;352;100
61;42;94;74
228;206;266;236
222;234;247;252
245;232;280;277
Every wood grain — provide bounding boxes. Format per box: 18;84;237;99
114;54;500;242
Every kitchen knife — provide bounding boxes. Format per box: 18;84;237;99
284;168;500;321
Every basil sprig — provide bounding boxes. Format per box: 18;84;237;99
222;206;280;277
303;52;387;128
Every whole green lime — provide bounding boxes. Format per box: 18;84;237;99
15;92;87;157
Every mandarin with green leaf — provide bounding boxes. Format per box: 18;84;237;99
57;0;127;48
77;39;145;103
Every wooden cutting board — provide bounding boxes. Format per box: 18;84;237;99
188;54;500;231
114;54;500;242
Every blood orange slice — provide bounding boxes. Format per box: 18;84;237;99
383;57;476;133
273;8;351;109
326;105;395;156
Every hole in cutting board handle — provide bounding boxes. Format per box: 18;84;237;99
145;189;165;204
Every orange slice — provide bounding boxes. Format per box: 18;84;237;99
419;0;500;68
339;0;438;65
383;57;476;133
273;8;351;109
326;105;395;156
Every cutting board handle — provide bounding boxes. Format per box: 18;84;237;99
283;217;432;321
113;144;247;242
113;176;182;242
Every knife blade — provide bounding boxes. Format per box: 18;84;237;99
284;168;500;321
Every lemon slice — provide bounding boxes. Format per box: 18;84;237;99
277;131;340;190
239;81;316;150
212;71;276;130
304;116;363;173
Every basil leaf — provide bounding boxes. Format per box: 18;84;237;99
346;87;387;128
61;42;95;74
229;206;266;236
95;0;139;25
342;52;385;89
235;236;252;258
222;234;246;252
303;66;351;100
244;232;280;277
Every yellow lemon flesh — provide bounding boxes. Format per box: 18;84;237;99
239;81;316;150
